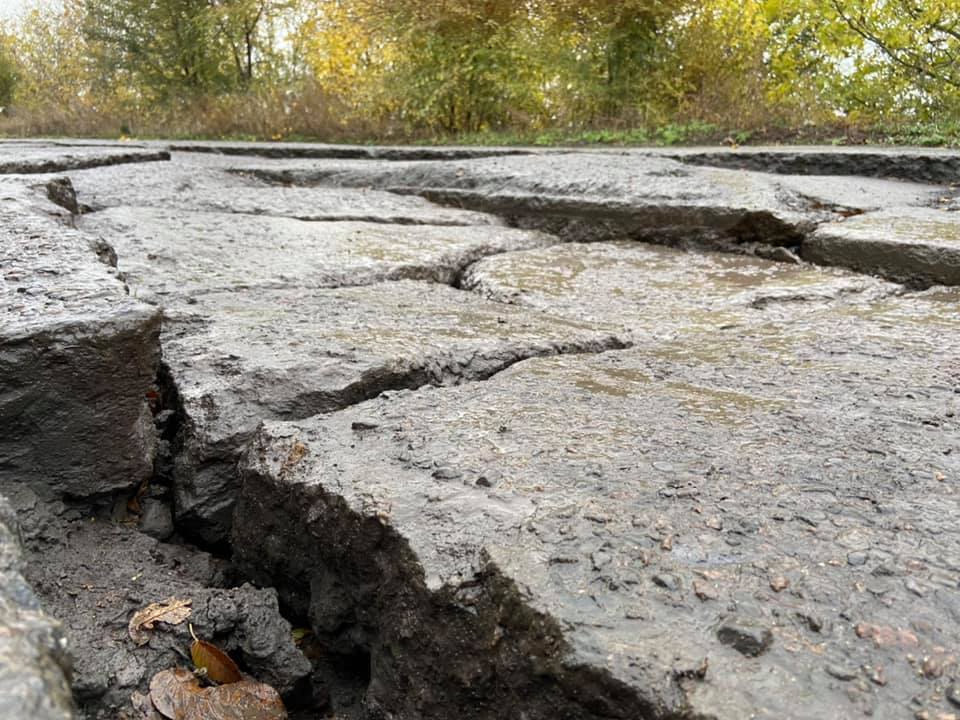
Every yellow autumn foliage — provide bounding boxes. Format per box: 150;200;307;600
1;0;959;139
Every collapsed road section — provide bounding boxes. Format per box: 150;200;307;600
0;142;959;720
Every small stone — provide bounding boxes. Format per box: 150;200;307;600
795;512;822;528
770;576;789;593
855;622;918;648
660;535;673;551
855;623;873;639
45;177;80;215
768;246;802;264
716;619;774;657
652;574;680;592
693;580;718;602
947;683;960;708
584;511;610;524
847;551;868;567
867;665;887;686
825;664;859;681
921;656;944;679
796;612;824;633
591;550;613;569
735;517;761;534
432;466;462;481
139;499;174;541
905;578;926;597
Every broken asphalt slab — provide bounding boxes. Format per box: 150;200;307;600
232;238;958;720
233;151;960;285
66;158;499;226
233;337;959;720
0;141;169;175
163;280;628;545
171;141;960;184
461;240;957;447
0;181;160;501
462;240;895;335
76;207;555;301
233;152;828;247
806;207;960;286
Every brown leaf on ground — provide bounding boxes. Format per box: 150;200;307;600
279;440;308;478
149;668;287;720
129;598;193;646
190;626;243;684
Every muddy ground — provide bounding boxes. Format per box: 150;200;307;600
1;142;959;720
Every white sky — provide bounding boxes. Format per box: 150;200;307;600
0;0;23;20
0;0;39;21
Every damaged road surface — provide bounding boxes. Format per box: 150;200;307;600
1;142;959;720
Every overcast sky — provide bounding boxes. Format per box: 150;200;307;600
0;0;33;21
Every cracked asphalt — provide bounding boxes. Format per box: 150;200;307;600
1;142;958;720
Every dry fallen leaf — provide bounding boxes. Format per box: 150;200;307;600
190;625;243;684
279;440;308;478
129;598;193;646
149;668;286;720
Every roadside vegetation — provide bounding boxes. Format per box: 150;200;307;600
1;0;960;146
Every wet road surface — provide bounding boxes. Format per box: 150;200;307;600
1;143;958;719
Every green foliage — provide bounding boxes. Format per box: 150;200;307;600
0;33;17;107
82;0;291;102
379;0;533;132
765;0;960;123
3;0;960;144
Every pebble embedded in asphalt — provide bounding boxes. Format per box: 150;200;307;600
716;619;774;657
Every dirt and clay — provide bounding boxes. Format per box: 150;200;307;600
0;143;959;720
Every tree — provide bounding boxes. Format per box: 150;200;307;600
764;0;960;122
81;0;291;100
526;0;686;126
363;0;536;133
662;0;771;126
83;0;221;98
831;0;960;91
9;2;98;112
0;30;17;107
